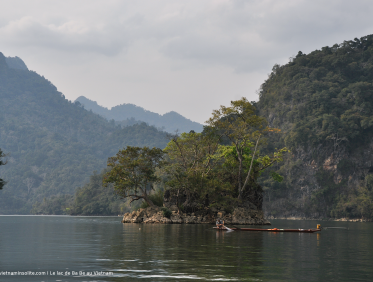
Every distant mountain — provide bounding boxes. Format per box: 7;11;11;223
75;96;204;133
5;56;28;71
0;52;169;214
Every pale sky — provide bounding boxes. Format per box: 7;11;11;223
1;0;373;123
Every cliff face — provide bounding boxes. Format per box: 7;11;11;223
263;139;373;219
257;35;373;219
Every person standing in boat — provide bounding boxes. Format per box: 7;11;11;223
216;218;225;229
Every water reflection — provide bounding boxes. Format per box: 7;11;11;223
98;224;264;281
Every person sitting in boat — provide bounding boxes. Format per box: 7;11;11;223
216;218;225;229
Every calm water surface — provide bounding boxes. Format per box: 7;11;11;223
0;216;372;282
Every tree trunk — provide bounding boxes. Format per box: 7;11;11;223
241;134;261;197
139;186;156;208
236;143;243;200
143;193;156;208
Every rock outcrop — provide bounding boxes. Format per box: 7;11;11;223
121;206;270;225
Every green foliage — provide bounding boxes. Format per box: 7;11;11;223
103;146;165;207
259;35;373;149
310;170;343;216
163;131;220;195
31;195;73;215
69;171;122;215
257;35;373;219
330;178;373;219
365;174;373;191
161;207;172;218
206;97;287;199
162;106;288;212
270;171;283;182
139;188;165;209
32;169;131;216
163;131;236;212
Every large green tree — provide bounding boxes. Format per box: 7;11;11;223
161;99;288;212
206;97;286;199
163;131;221;210
103;146;165;208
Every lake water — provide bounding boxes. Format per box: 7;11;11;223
0;216;372;282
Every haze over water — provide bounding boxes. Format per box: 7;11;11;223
0;216;372;281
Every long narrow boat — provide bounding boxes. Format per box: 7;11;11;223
213;227;321;233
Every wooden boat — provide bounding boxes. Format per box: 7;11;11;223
213;227;321;233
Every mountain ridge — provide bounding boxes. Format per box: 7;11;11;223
0;52;169;214
75;96;204;133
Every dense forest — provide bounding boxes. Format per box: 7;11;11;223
31;169;126;215
76;96;203;133
0;52;169;214
257;34;373;219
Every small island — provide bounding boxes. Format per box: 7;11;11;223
121;200;270;225
103;98;288;225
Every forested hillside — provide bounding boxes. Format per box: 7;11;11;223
257;34;373;219
0;52;168;214
75;96;203;133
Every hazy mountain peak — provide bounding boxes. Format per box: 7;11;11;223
75;96;203;133
0;52;7;69
5;56;28;71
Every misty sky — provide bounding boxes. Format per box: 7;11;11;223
1;0;373;123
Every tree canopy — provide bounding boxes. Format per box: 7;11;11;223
206;98;287;200
103;146;165;207
159;98;288;212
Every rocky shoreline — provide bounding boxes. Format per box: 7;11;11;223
121;206;271;225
